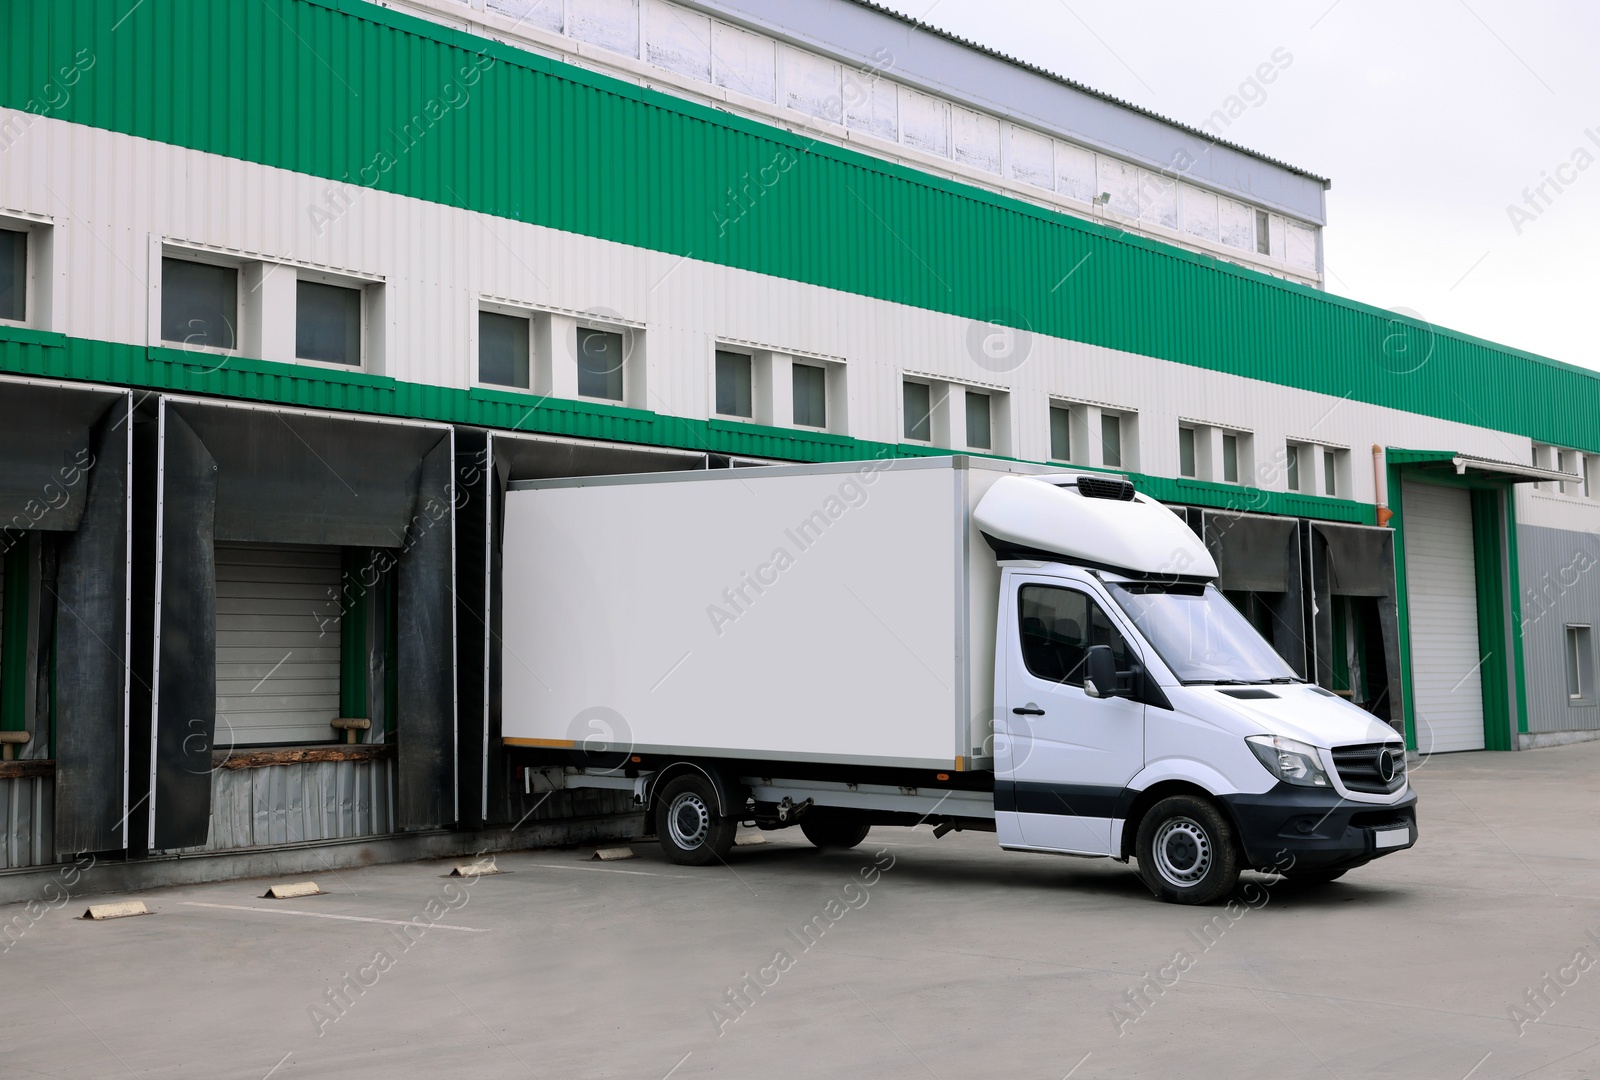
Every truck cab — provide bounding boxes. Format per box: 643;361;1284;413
982;475;1417;903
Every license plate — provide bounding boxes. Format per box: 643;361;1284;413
1374;827;1410;849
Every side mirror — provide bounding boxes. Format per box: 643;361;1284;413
1083;644;1118;699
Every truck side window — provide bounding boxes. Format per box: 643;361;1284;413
1018;585;1133;687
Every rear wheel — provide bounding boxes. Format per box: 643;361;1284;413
799;817;871;850
1135;795;1241;905
654;774;736;866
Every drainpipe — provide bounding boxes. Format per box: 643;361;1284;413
1373;444;1393;527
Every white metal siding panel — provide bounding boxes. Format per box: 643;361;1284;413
782;46;841;120
712;20;776;102
843;68;898;142
569;0;641;57
1401;482;1486;753
899;87;951;157
215;543;342;747
644;0;711;82
1007;124;1054;190
952;106;1001;174
0;117;1547;504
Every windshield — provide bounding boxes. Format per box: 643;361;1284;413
1104;581;1298;684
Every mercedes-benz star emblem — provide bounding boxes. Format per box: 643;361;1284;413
1376;748;1399;784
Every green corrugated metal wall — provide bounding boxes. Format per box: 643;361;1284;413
4;0;1599;453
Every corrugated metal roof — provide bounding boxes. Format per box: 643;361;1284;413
842;0;1332;187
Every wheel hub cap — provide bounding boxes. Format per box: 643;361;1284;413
1152;816;1212;888
667;792;711;850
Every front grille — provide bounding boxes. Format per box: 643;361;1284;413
1331;742;1407;794
1076;476;1136;501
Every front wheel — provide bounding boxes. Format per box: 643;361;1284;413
1135;795;1241;905
654;774;737;866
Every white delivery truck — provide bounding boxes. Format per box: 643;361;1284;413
501;457;1416;904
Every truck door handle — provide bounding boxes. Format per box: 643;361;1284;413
1012;705;1045;715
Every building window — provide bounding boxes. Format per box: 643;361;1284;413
0;229;25;322
577;327;625;401
1255;209;1271;256
792;363;826;427
1049;405;1071;461
479;311;530;389
1178;426;1196;478
904;381;932;442
1323;450;1337;497
1101;413;1123;469
162;258;239;351
1285;444;1301;491
715;350;753;418
1566;625;1594;704
296;280;362;366
1557;449;1588;497
965;391;991;450
1223;433;1240;483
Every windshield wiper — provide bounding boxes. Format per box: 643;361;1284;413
1249;677;1300;685
1184;678;1249;686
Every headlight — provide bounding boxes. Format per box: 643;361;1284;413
1246;735;1332;788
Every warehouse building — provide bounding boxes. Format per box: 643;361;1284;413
0;0;1597;888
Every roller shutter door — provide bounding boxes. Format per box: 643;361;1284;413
1400;482;1485;753
215;543;342;747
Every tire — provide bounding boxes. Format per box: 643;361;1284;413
799;817;871;850
654;773;737;866
1135;795;1241;905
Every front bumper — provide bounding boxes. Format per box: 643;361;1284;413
1220;786;1418;873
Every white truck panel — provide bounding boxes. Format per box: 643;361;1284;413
502;458;1038;769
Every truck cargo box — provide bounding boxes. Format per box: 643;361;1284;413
500;457;1048;771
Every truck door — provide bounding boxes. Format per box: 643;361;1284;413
997;577;1145;855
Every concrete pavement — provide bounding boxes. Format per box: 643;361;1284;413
2;742;1598;1079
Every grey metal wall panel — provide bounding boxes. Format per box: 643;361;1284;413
1517;523;1600;734
0;776;53;869
174;758;395;852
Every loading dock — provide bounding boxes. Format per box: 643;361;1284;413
131;396;455;854
453;430;711;829
0;376;132;867
1400;482;1488;752
1307;520;1402;732
1387;450;1571;754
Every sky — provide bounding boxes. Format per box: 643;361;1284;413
875;0;1600;371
